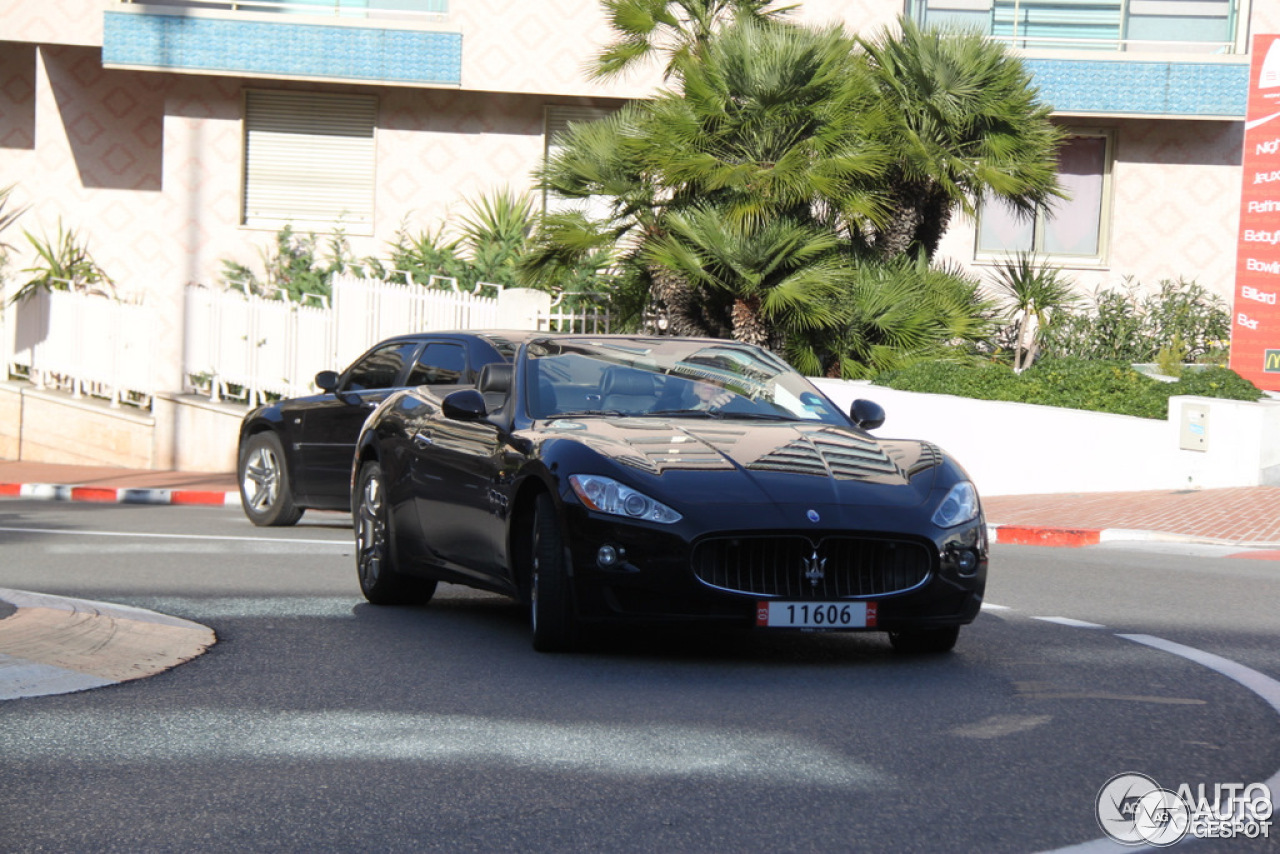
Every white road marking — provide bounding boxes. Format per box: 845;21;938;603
0;525;347;547
1033;617;1108;630
1036;627;1280;853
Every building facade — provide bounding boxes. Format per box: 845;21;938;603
1;0;1272;398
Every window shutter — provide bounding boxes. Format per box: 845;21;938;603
544;106;616;218
243;90;378;232
544;106;614;154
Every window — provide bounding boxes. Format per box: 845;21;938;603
406;342;467;385
344;342;418;391
544;105;617;218
976;131;1113;262
906;0;1240;54
242;90;377;233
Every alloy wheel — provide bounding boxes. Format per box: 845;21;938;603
356;471;386;589
242;446;281;513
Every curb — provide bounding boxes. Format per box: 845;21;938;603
2;481;1274;549
0;482;239;507
989;524;1101;547
987;523;1280;550
0;588;216;701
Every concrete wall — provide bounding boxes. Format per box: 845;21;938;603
814;379;1280;497
0;383;243;473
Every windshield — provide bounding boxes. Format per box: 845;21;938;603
523;337;849;427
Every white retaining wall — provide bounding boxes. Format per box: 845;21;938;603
814;379;1280;497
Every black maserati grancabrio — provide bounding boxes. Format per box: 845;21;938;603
352;335;987;653
236;331;539;526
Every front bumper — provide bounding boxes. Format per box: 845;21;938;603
560;506;987;632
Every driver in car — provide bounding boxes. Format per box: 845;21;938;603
692;379;734;411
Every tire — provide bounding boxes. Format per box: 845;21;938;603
888;625;960;654
354;460;437;606
530;493;579;653
238;432;304;527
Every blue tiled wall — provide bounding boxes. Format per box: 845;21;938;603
1025;58;1247;118
103;11;462;86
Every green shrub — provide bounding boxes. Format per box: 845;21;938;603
1171;366;1266;401
873;357;1263;419
1019;358;1170;418
1041;278;1230;363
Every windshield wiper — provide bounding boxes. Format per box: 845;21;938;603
551;409;627;418
715;412;796;421
646;408;723;419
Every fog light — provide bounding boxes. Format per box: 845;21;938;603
597;545;619;568
954;548;978;575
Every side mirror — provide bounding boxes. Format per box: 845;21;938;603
315;370;340;393
850;398;885;431
442;388;488;421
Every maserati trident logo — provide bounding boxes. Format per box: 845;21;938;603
804;549;827;588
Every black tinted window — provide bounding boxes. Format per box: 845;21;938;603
406;342;467;385
344;342;418;391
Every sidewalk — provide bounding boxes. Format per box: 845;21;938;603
3;459;1280;548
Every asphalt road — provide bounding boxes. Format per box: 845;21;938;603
0;499;1277;853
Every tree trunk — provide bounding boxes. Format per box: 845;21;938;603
649;266;712;338
730;295;771;349
876;179;954;262
914;187;953;261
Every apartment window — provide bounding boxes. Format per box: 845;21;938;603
906;0;1240;54
544;106;617;218
242;90;377;233
976;131;1113;261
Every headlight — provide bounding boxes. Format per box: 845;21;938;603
568;474;683;524
932;481;979;528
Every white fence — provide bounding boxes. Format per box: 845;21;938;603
185;275;505;404
3;274;612;410
5;288;156;407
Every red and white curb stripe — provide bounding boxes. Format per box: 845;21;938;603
0;482;238;507
0;588;216;701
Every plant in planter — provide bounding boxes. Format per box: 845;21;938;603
990;252;1078;372
10;219;115;303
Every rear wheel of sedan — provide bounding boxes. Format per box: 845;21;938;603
530;493;579;653
355;460;437;606
239;432;304;527
888;625;959;654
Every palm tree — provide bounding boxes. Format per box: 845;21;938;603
991;252;1077;371
453;188;538;289
592;0;795;80
859;18;1065;260
535;18;889;345
790;253;996;378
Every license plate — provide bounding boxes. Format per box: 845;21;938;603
756;601;877;629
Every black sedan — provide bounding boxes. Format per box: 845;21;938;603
236;331;538;526
352;335;987;653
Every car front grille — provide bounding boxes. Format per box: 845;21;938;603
691;535;932;599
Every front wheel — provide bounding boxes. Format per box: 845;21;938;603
888;625;959;654
530;494;579;653
354;460;436;606
239;432;304;527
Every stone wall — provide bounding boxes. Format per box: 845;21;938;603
0;383;244;472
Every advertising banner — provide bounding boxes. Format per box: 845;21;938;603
1233;34;1280;391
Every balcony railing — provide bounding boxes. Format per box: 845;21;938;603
908;0;1241;54
116;0;448;23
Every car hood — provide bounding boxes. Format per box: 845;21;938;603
538;418;942;508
